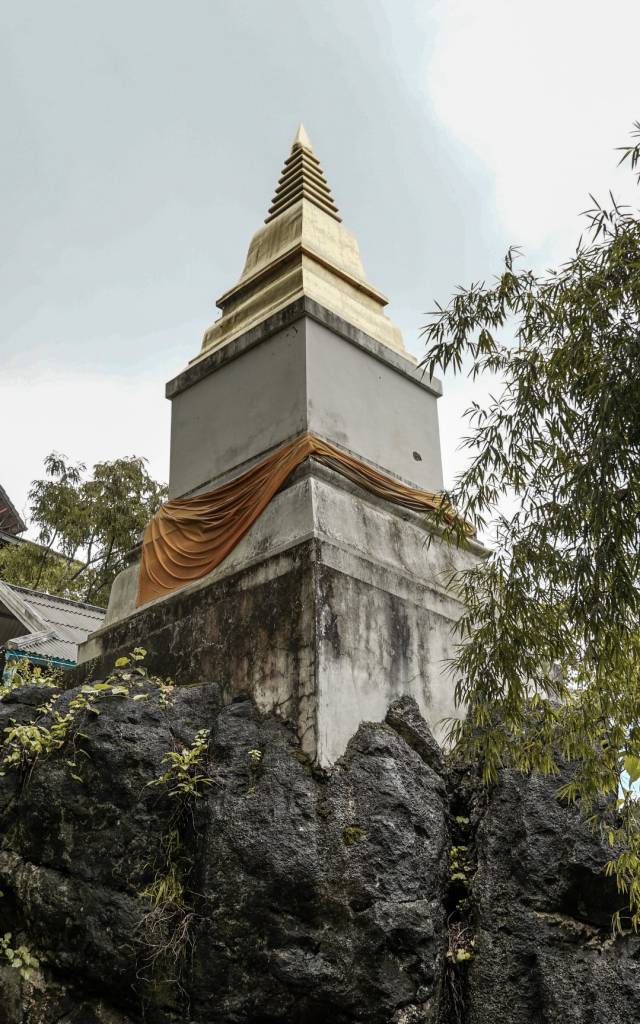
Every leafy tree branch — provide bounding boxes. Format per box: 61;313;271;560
422;122;640;926
0;454;166;606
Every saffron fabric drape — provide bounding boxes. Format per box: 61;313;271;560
137;433;466;606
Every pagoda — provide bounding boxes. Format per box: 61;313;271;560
78;126;483;764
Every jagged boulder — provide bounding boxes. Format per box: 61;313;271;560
0;679;448;1023
0;674;639;1024
465;768;640;1024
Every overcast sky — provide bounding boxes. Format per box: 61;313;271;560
2;0;639;527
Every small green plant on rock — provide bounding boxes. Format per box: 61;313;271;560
0;932;40;982
139;831;187;915
1;660;60;701
246;747;263;795
449;844;474;886
106;649;177;707
141;863;185;911
1;713;73;773
149;729;211;799
447;920;476;964
114;647;147;668
136;727;212;1000
343;824;368;846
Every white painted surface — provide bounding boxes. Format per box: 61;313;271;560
169;321;307;498
168;312;443;499
305;318;443;491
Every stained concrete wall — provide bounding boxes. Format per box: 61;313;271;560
76;544;320;754
78;465;484;764
89;298;466;764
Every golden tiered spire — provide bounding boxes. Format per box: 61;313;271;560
266;124;341;223
196;125;411;361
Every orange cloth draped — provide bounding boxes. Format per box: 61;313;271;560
137;433;467;606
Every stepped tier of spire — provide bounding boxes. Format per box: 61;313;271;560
266;125;341;223
196;124;410;360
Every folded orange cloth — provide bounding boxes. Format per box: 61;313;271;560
137;433;466;606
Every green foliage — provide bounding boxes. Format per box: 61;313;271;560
0;542;85;601
342;824;368;846
140;864;185;911
245;747;263;795
138;723;210;995
618;120;640;183
446;922;476;964
421;123;640;924
1;714;73;773
140;832;187;911
0;659;61;701
0;649;200;998
0;453;166;605
0;932;40;982
0;648;174;785
137;830;194;991
150;729;211;799
449;844;474;885
114;649;147;669
454;947;474;963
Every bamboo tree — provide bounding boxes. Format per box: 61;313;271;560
422;122;640;926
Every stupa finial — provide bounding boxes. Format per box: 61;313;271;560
292;122;313;150
265;124;341;223
197;123;409;359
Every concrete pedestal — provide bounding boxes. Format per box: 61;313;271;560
77;297;483;764
78;461;483;765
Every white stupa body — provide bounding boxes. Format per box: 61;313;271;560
79;126;483;764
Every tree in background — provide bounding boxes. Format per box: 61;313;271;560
422;123;640;927
0;454;166;606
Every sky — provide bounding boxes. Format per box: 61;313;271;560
2;0;639;529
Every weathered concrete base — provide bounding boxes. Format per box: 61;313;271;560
78;462;483;764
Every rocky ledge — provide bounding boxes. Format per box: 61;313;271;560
0;671;638;1024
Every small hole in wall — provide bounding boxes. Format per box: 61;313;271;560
412;451;423;461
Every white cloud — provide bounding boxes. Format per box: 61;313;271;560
1;370;170;532
427;0;640;263
4;2;638;520
423;0;640;490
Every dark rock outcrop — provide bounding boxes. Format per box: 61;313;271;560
0;676;638;1023
466;769;640;1024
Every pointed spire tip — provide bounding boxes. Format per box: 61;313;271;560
264;122;341;223
292;122;313;151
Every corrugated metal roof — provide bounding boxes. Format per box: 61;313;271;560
5;629;76;664
0;484;26;536
0;529;25;546
0;582;105;666
11;585;105;644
